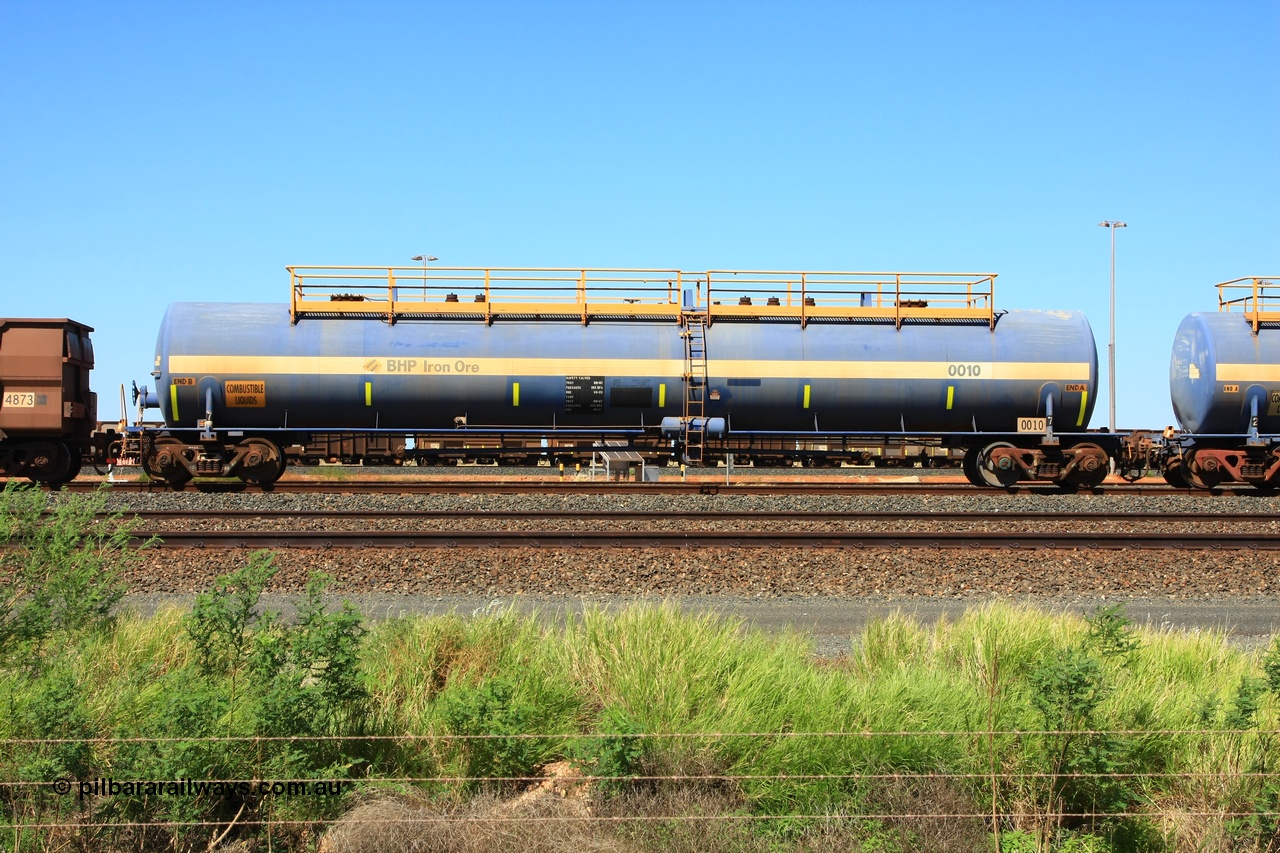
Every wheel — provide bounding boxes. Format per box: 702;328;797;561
1181;449;1223;490
143;437;193;486
962;447;984;486
976;442;1021;488
1065;443;1109;490
1264;453;1280;491
235;438;285;485
26;441;73;487
1161;458;1190;488
55;453;83;487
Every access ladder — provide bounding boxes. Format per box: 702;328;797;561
682;312;708;464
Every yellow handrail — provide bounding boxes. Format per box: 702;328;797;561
285;265;999;328
1217;277;1280;335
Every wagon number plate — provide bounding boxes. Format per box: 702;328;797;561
1017;417;1047;433
3;392;36;408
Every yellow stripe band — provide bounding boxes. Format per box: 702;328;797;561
167;355;1091;382
512;382;519;406
365;382;372;406
1217;364;1280;382
170;384;179;421
803;384;811;408
659;383;666;407
946;385;954;410
1077;390;1088;427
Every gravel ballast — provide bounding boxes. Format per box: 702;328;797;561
73;490;1280;601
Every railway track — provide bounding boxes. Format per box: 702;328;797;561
64;479;1263;497
118;509;1280;551
117;509;1280;523
131;529;1280;550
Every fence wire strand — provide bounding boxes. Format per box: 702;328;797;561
4;728;1278;746
5;728;1279;838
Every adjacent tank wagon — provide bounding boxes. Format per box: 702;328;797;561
1168;276;1280;488
139;266;1106;487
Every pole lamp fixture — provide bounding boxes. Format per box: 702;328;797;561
411;254;438;298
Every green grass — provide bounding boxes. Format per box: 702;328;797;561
351;601;1280;852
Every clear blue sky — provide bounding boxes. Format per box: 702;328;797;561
3;0;1277;427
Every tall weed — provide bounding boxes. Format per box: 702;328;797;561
0;483;142;665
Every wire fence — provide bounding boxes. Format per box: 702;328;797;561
3;729;1279;841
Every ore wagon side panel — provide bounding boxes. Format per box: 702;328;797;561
0;318;96;438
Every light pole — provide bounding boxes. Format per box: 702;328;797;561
411;254;437;300
1097;221;1126;433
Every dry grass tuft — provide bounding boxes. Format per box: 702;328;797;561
865;777;992;853
319;763;622;853
318;777;992;853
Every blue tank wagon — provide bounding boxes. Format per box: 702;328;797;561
1169;276;1280;488
139;266;1106;487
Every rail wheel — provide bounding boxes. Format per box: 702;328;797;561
1263;452;1280;492
961;447;984;486
235;438;285;485
25;441;74;487
974;442;1021;488
58;451;83;486
143;437;193;487
1181;449;1224;490
1161;457;1190;488
1064;442;1110;490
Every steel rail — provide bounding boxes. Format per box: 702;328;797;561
130;529;1280;550
114;509;1279;523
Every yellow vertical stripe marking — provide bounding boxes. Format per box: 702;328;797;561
512;382;520;406
170;384;179;421
659;383;666;407
364;382;372;406
803;384;811;409
1077;390;1088;426
946;385;954;410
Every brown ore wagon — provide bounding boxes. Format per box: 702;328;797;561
0;318;97;485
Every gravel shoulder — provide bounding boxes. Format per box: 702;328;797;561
119;592;1280;657
83;485;1280;655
